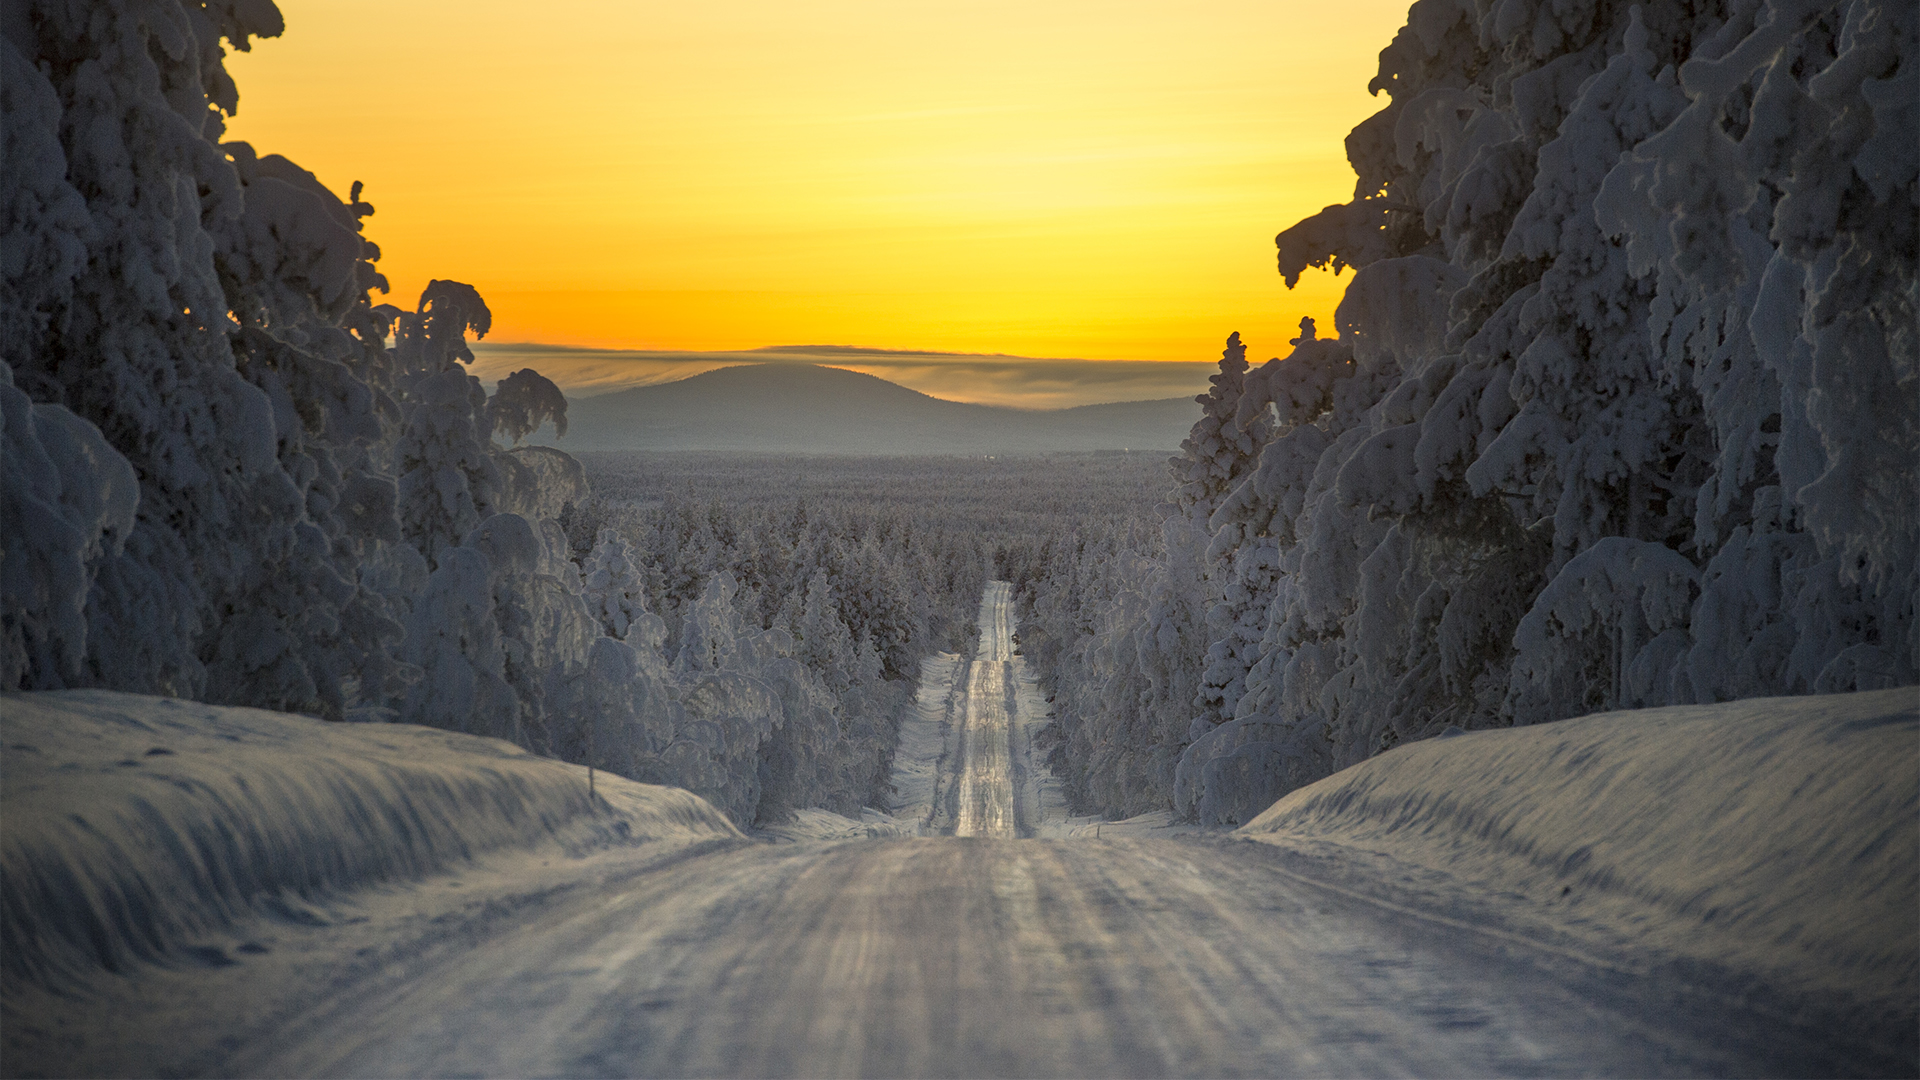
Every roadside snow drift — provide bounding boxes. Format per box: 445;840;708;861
1240;689;1918;1004
1;690;741;989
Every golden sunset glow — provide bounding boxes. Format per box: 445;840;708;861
224;0;1410;365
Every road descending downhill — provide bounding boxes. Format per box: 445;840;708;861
953;581;1018;838
2;586;1910;1078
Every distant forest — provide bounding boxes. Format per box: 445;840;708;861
549;452;1164;822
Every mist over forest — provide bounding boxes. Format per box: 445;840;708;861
466;342;1222;410
542;364;1198;454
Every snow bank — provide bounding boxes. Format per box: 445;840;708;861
1056;811;1198;839
1;690;741;989
884;652;959;834
1239;689;1918;1002
755;807;917;843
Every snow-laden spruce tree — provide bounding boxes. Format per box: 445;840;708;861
1;0;414;715
0;0;607;742
391;280;505;570
1164;333;1272;740
1020;335;1287;817
581;528;653;641
1018;523;1175;817
1163;0;1917;822
667;570;808;822
1590;0;1918;700
488;367;569;446
0;364;138;689
569;631;684;786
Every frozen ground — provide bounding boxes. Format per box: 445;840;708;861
1;593;1913;1077
0;691;740;988
1238;689;1920;1008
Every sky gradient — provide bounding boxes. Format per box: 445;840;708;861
224;0;1411;370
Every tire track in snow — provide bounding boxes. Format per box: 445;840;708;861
953;581;1018;838
220;838;1882;1079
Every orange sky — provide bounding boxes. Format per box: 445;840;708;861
224;0;1411;365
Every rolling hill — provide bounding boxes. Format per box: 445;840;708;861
538;364;1197;455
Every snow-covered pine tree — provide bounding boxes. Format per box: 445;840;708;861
581;528;653;641
1;0;417;716
1161;0;1917;823
0;365;139;689
2;0;616;748
1170;333;1269;530
204;145;411;718
488;367;569;445
391;280;503;570
1592;0;1918;700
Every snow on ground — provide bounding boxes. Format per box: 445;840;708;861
1053;811;1196;838
754;807;917;843
882;651;959;834
1238;688;1919;1008
953;583;1020;838
0;689;741;991
1008;627;1080;839
3;635;1915;1074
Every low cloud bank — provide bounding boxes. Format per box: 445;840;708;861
471;343;1219;410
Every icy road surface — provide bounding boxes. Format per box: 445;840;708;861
8;586;1903;1078
953;580;1018;838
226;836;1880;1079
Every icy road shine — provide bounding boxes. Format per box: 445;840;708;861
953;581;1018;839
29;584;1886;1079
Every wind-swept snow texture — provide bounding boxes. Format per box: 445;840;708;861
0;690;741;991
1240;688;1918;1009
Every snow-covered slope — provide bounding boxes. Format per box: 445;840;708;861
0;690;742;989
1238;689;1918;1005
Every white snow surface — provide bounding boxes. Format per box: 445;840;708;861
753;807;916;843
882;651;958;834
1239;688;1919;1004
0;689;741;989
953;583;1020;838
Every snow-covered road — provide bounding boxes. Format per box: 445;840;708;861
205;837;1871;1078
4;590;1908;1077
891;578;1073;839
953;581;1018;838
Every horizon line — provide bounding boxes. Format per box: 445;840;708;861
577;362;1201;413
469;340;1215;366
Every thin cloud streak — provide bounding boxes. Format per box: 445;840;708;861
470;343;1219;411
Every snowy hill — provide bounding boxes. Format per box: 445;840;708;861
1238;688;1919;1008
543;364;1196;454
0;691;742;990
